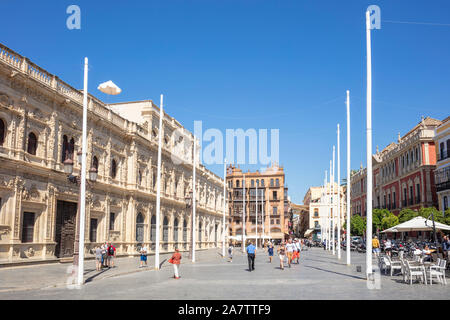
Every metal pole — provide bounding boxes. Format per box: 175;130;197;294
192;138;197;262
328;162;332;251
262;183;265;245
346;90;351;265
242;174;246;252
155;94;163;270
332;146;335;255
76;57;88;286
222;159;227;258
337;124;341;260
256;181;258;249
365;9;374;279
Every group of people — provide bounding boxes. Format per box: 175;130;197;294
226;238;304;272
94;242;116;271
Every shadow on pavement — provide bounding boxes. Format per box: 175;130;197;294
85;268;111;283
304;265;366;280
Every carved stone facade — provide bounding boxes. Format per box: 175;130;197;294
0;43;225;264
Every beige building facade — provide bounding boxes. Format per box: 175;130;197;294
226;164;289;244
0;43;225;264
434;116;450;213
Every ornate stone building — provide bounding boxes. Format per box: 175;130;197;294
0;43;225;264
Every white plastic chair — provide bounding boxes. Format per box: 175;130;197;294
387;256;402;276
428;259;447;285
406;260;427;285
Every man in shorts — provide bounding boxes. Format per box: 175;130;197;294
278;242;286;270
95;245;102;271
285;238;296;268
140;245;148;267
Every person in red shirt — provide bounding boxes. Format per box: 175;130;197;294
169;248;182;279
107;242;116;268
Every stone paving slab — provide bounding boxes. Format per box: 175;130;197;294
0;247;449;299
0;249;222;293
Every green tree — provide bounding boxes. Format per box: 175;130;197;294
373;209;393;232
350;214;366;236
381;215;399;230
398;209;418;223
445;209;450;226
418;207;445;224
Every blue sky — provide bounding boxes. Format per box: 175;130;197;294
1;0;449;203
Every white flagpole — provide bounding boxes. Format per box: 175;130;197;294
256;181;258;249
222;158;227;258
77;57;88;286
192;137;197;262
328;162;331;251
322;171;326;244
262;184;265;244
365;9;374;279
346;90;351;265
155;94;163;270
337;124;341;260
332;146;335;255
242;174;246;252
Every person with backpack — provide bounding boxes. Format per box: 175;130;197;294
107;242;116;268
169;248;182;279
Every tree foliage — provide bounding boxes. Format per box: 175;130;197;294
350;214;366;236
398;209;419;223
381;215;399;230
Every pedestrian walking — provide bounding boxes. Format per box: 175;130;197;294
294;239;301;264
246;241;256;272
278;242;286;270
107;242;116;267
139;245;148;268
372;236;380;257
268;242;274;263
101;242;108;268
95;245;102;271
384;239;392;256
169;248;182;279
285;238;296;268
228;242;234;262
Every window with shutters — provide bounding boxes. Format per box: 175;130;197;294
21;212;35;243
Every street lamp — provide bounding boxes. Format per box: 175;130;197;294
184;190;194;260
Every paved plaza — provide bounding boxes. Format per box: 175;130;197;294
0;247;449;299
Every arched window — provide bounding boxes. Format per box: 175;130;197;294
236;180;240;188
270;179;274;187
27;132;37;155
163;216;169;242
261;179;265;187
0;119;5;146
136;213;144;242
183;219;187;242
69;138;75;160
275;178;279;187
92;156;99;170
111;159;117;179
173;218;179;242
198;221;202;242
61;135;68;162
150;215;156;242
138;169;142;185
251;180;254;187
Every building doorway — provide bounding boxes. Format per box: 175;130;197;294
55;200;77;258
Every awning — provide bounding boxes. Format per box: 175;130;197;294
304;228;315;237
381;216;450;233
